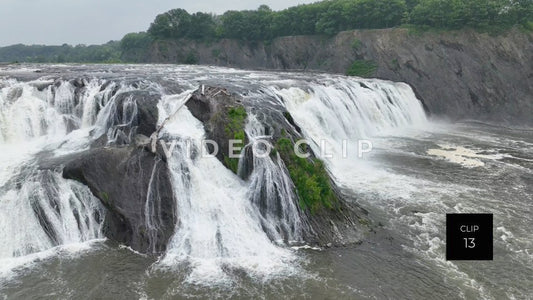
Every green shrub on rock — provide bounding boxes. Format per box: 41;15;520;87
346;60;377;77
276;138;337;213
223;106;247;173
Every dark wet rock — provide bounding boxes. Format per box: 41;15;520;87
113;90;160;138
70;78;85;88
302;199;370;247
186;86;249;174
63;146;176;254
6;86;23;103
31;80;54;91
90;134;108;149
50;80;171;254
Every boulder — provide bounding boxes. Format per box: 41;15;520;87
63;146;176;254
186;86;248;174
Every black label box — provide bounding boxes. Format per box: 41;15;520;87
446;214;493;260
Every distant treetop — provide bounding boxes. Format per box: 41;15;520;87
145;0;533;41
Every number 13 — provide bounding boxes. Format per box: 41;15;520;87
464;238;476;248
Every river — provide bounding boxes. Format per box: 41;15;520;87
0;64;531;299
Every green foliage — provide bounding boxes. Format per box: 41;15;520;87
276;138;336;213
120;32;153;62
142;1;409;42
346;60;378;77
143;0;532;42
223;106;247;174
211;48;222;58
358;217;370;226
351;39;363;50
523;21;533;31
99;192;110;203
225;106;247;136
408;0;533;30
220;7;273;40
188;12;217;39
4;0;531;63
184;52;198;64
148;9;192;38
0;41;121;63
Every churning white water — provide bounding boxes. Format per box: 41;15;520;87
156;93;298;284
270;78;428;188
0;66;433;286
1;65;531;299
243;114;305;244
269;74;526;298
0;78;122;275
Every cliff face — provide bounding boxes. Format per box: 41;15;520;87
146;28;533;125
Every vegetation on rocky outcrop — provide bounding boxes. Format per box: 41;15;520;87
346;60;378;77
184;87;250;174
183;85;368;246
276;137;337;213
223;106;247;173
185;86;339;213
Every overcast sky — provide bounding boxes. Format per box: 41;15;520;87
0;0;315;46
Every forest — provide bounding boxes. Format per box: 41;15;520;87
1;0;532;63
0;42;120;63
145;0;533;40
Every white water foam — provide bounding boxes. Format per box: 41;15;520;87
156;93;298;285
0;78;122;277
427;144;509;168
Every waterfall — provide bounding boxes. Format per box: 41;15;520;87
157;93;297;284
271;76;428;187
243;114;305;244
154;75;427;283
0;77;129;274
274;77;427;141
0;66;429;283
0;169;103;259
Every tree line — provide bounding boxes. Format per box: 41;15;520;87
0;42;120;63
144;0;533;41
1;0;531;63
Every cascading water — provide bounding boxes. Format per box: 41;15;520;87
156;93;298;284
151;75;428;284
243;114;305;244
269;78;428;187
274;77;427;148
0;76;137;275
1;65;531;299
0;68;430;284
267;73;518;298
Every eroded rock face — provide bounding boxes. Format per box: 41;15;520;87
185;86;249;174
145;28;533;125
61;86;177;254
63;146;175;254
114;91;159;138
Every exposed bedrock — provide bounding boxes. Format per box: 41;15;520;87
144;28;533;125
63;146;175;254
61;87;176;254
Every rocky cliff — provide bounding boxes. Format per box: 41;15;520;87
145;28;533;125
